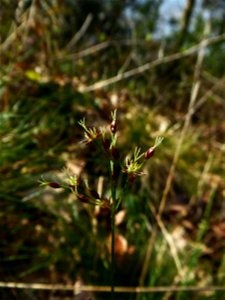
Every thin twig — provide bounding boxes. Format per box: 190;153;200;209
0;1;36;52
196;154;213;199
191;75;225;116
59;41;111;59
158;21;211;216
152;22;211;292
78;33;225;92
156;215;184;278
65;14;93;51
138;228;157;287
0;282;225;293
57;39;157;60
162;274;182;300
147;202;185;283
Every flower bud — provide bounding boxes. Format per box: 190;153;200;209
144;147;155;159
49;182;61;188
77;194;91;203
110;120;117;134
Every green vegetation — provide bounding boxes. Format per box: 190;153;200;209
0;1;225;299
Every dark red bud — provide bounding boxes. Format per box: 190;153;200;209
110;120;117;134
144;147;155;159
77;194;91;203
49;182;61;188
89;189;100;199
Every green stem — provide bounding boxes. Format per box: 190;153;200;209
111;202;115;300
110;159;116;300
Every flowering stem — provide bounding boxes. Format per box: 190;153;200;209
110;159;116;300
111;201;115;300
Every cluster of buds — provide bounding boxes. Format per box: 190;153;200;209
39;175;110;208
110;110;117;134
99;110;120;161
123;136;164;183
77;189;110;209
39;174;80;193
144;136;164;159
109;111;120;160
78;111;120;161
40;110;164;207
78;118;102;144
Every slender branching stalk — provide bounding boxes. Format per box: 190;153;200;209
109;110;117;299
110;177;116;299
40;110;163;299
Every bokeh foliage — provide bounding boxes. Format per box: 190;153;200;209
0;0;225;299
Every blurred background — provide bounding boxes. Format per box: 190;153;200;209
0;0;225;299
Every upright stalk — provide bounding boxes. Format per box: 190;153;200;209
111;201;115;299
42;110;163;300
110;159;116;300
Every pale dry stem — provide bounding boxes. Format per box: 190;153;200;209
79;33;225;92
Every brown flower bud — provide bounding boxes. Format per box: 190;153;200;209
77;194;91;203
49;182;61;188
110;120;117;134
144;147;155;159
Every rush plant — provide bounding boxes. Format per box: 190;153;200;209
40;110;163;300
